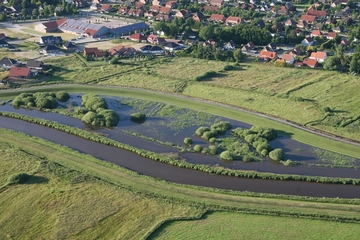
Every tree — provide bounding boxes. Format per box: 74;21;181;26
323;56;340;71
183;137;193;146
0;13;7;22
168;24;180;38
233;49;246;62
32;8;39;17
21;0;28;9
22;8;27;18
349;53;360;74
43;6;51;16
199;25;214;40
269;148;284;161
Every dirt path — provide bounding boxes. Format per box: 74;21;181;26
2;84;360;148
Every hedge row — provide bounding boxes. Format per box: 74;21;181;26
1;111;360;185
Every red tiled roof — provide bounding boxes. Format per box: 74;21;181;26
159;6;171;13
310;51;326;60
226;16;242;24
282;54;294;62
307;9;327;17
101;4;111;10
42;18;67;30
129;33;146;41
327;32;337;38
209;14;225;21
311;30;322;36
259;50;277;59
9;67;30;77
300;15;316;22
0;33;5;39
303;58;317;67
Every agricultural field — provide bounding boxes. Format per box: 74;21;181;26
151;211;360;240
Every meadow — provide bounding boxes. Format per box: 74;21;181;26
151;211;360;240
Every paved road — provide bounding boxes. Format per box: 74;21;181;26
2;84;360;149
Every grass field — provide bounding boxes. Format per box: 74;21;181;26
2;128;360;239
151;211;360;240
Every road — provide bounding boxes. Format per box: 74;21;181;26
2;84;360;149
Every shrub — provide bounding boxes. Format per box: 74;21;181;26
269;148;285;161
201;131;214;141
195;127;210;136
193;144;203;152
7;173;30;184
201;148;209;154
209;145;218;155
56;91;70;102
130;112;146;122
260;149;268;156
219;150;233;160
81;109;119;127
209;137;216;144
183;137;193;146
82;93;108;111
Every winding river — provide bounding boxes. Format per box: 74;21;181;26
1;116;360;198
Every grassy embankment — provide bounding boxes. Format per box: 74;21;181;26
1;85;359;161
150;211;360;240
2;128;360;239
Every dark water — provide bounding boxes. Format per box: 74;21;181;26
1;103;360;179
1;116;360;198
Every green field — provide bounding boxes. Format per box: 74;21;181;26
151;211;360;240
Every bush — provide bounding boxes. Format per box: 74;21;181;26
12;92;58;110
81;109;119;127
7;173;30;184
269;148;285;161
193;144;203;152
201;131;214;141
209;145;218;155
183;137;193;145
195;127;210;136
82;93;108;111
130;112;146;122
56;91;70;102
209;137;216;144
219;150;233;160
260;149;268;156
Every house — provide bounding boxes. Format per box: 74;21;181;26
135;2;145;9
300;15;316;23
109;22;149;37
192;12;205;22
327;32;337;40
118;6;129;14
147;34;166;44
301;37;314;47
164;42;182;51
333;26;344;33
128;9;144;17
63;41;77;51
310;30;323;37
34;18;67;33
41;45;61;55
303;58;317;68
297;20;307;28
0;39;8;48
209;14;225;23
83;47;107;57
203;39;216;47
209;0;224;7
309;51;327;63
39;36;63;45
140;45;165;55
294;61;304;68
202;5;219;12
246;41;255;50
254;20;265;28
166;1;177;8
129;33;147;42
306;9;327;18
341;38;349;46
0;58;19;69
175;10;190;18
100;4;114;13
281;54;294;64
9;67;33;79
26;60;44;70
259;50;277;60
159;6;172;14
290;47;303;56
285;19;296;27
0;33;6;40
109;45;137;56
149;5;160;12
265;42;276;52
144;11;157;19
222;40;236;50
225;16;243;26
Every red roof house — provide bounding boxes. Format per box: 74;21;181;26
259;50;277;60
129;33;147;42
209;14;226;23
310;30;323;37
300;15;316;23
303;58;317;68
327;32;337;39
83;47;107;57
9;67;32;79
309;51;327;63
225;16;243;26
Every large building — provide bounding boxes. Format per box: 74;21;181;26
35;18;149;38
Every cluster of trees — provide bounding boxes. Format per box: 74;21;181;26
12;92;67;109
322;44;360;73
81;94;119;127
195;121;232;141
130;112;146;122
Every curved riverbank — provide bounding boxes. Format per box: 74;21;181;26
1;116;360;198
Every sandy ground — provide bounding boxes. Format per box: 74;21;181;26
13;50;42;59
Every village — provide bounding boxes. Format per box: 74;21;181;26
0;0;359;82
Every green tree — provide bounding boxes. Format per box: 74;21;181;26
0;13;7;22
22;8;27;18
199;25;214;40
323;57;340;71
349;53;360;74
43;6;51;16
21;0;28;9
32;8;39;17
269;148;285;161
233;48;246;62
183;137;193;146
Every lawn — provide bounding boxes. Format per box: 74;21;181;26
150;211;360;240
